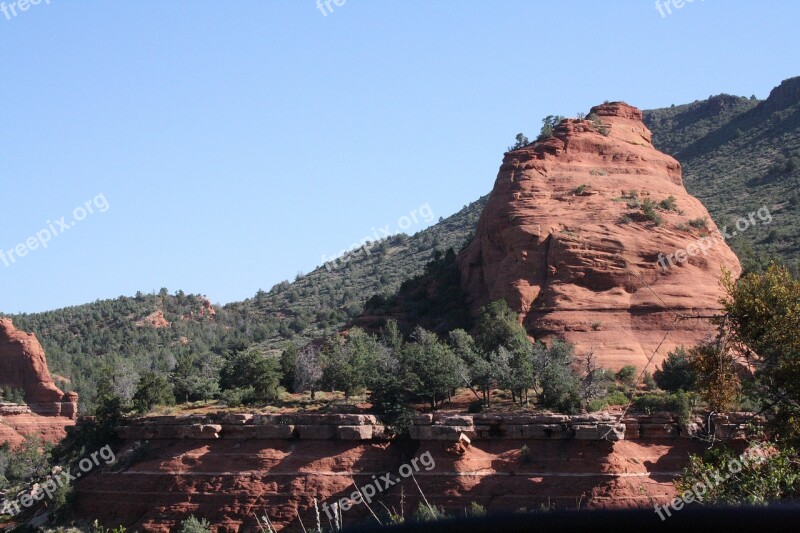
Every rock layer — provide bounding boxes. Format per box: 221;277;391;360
73;411;737;531
0;318;78;419
458;103;742;369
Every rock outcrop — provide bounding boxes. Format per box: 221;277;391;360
458;103;742;369
72;411;756;531
0;318;78;419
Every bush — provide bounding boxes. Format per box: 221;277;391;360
178;516;213;533
676;443;800;505
540;361;583;414
519;444;533;464
132;371;175;413
658;196;678;211
605;391;630;406
467;399;485;413
220;349;281;405
615;365;637;386
537;115;564;142
508;133;529;151
654;347;697;392
641;199;663;225
219;387;255;408
688;217;708;229
467;502;487;517
632;391;692;423
0;386;25;405
412;503;449;523
587;398;608;412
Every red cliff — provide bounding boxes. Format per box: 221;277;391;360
458;103;741;369
0;318;77;445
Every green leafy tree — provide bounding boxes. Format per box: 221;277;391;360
677;444;800;505
133;371;176;413
615;365;638;386
171;353;221;403
537;115;564;141
220;348;282;404
368;333;415;433
534;340;582;414
475;299;529;354
509;133;529;151
280;343;299;392
653;347;697;392
321;328;381;399
401;327;462;411
722;264;800;444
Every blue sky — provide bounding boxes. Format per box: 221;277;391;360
1;0;798;313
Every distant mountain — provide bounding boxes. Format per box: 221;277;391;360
644;77;800;265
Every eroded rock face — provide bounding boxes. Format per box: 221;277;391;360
458;102;742;369
0;318;78;419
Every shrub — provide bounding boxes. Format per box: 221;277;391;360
676;443;800;505
220;349;281;405
573;184;589;195
643;371;656;390
587;113;610;136
641;199;663;225
615;365;637;386
467;502;487;517
178;516;213;533
632;391;692;423
219;387;255;408
132;371;175;413
688;217;708;229
658;196;678;211
468;399;485;413
587;398;608;412
653;347;697;392
537;115;564;142
0;386;25;405
508;133;529;151
540;361;583;414
412;503;449;523
519;444;533;465
605;391;630;406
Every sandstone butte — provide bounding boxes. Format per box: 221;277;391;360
0;318;77;446
458;102;742;369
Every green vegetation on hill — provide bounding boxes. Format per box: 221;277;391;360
644;77;800;268
5;76;800;418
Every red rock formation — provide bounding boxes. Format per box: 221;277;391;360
458;103;741;369
0;318;78;419
0;405;75;446
136;310;171;329
72;412;716;531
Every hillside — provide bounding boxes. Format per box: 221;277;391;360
5;76;800;411
644;76;800;266
2;198;485;411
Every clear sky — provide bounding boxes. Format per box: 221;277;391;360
1;0;798;313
